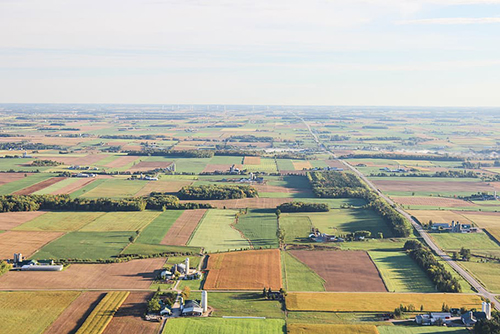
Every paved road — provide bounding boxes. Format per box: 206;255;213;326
298;115;500;310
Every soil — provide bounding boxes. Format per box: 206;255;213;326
0;211;46;230
161;209;207;246
0;231;64;260
13;177;67;195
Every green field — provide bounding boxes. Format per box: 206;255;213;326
430;232;500;251
377;326;469;334
188;209;250;252
14;211;105;231
78;178;146;198
162;318;285;334
235;209;279;248
0;173;53;194
0;291;80;334
281;215;311;243
206;292;285;318
136;210;184;244
369;251;435;292
0;158;53;172
340;239;408;251
32;231;133;260
31;177;82;195
70;178;106;198
281;251;325;291
244;157;278;173
80;211;162;232
172;158;211;173
460;260;500;293
121;243;200;256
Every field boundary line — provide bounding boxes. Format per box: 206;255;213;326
231;212;253;250
285;251;326;291
366;251;390;292
185;209;208;246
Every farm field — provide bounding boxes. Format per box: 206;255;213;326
162;318;285;334
204;249;281;290
286;292;483;312
80;211;162;232
15;211;105;231
459;211;500;243
368;251;435;292
31;231;133;260
289;250;386;292
0;211;45;230
207;292;284;318
136;210;184;244
0;258;165;290
459;260;500;293
288;324;378;334
0;230;64;260
0;291;80;334
50;177;97;195
161;209;206;246
394;197;474;208
45;291;105;334
76;291;129;334
134;180;193;196
280;215;311;243
103;292;160;334
429;232;500;252
235;209;279;248
13;176;67;195
78;178;146;198
180;197;296;209
407;210;472;226
281;251;326;291
377;326;469;334
188;209;250;252
0;173;53;194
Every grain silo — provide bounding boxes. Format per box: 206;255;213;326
201;290;208;313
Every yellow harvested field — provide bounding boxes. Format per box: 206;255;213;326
292;161;313;170
459;211;500;243
75;291;129;334
288;324;378;334
243;156;261;165
286;292;482;312
408;210;472;225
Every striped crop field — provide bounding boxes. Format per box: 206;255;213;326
288;324;378;334
75;291;129;334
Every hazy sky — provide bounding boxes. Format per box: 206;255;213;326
1;0;500;106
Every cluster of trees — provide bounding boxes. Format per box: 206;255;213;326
475;311;500;334
177;185;258;200
0;142;60;150
227;135;274;142
404;240;461;292
307;171;411;237
0;261;11;276
126;150;214;158
0;194;212;213
370;170;479;178
340;153;464;162
29;159;63;167
147;291;176;314
277;202;329;213
100;134;167;140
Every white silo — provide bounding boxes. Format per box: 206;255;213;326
185;258;190;274
482;302;491;320
201;290;208;313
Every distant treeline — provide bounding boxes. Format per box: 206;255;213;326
0;142;61;150
307;171;411;237
277;202;329;212
101;134;168;140
370;171;479;178
340;153;464;162
29;159;63;167
176;185;258;200
0;194;211;213
404;240;461;293
126;149;309;160
227;135;273;142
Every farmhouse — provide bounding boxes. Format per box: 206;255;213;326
181;291;208;317
12;253;63;271
461;302;492;326
415;312;451;326
431;221;478;233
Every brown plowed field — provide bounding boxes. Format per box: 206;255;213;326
0;211;46;230
0;258;165;289
44;292;105;334
161;209;207;246
128;161;173;172
204;249;281;290
103;292;159;334
0;172;33;186
0;231;64;260
243;156;261;165
39;154;108;166
13;177;67;195
104;156;141;168
392;196;474;207
135;180;193;196
51;178;96;195
289;250;387;292
372;180;495;193
325;160;345;168
179;197;295;209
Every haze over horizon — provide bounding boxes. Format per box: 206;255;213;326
1;0;500;106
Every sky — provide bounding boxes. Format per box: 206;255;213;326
0;0;500;106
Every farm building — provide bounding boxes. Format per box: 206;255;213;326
12;253;63;271
462;302;492;326
431;221;478;233
181;300;203;316
415;312;451;325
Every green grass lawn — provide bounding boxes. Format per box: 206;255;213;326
281;215;312;243
78;178;146;198
281;251;325;292
369;251;435;292
460;260;500;293
14;211;105;232
136;210;184;244
80;211;162;232
31;231;133;260
0;173;53;195
430;232;500;251
235;209;279;248
188;209;250;252
162;318;285;334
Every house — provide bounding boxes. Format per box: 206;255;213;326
431;223;451;231
461;302;491;326
160;270;173;280
415;312;451;326
181;300;203;316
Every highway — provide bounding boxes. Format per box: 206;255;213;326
299;115;500;310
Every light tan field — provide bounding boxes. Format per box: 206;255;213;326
13;177;67;195
204;249;281;290
243;156;261;165
459;211;500;243
104;156;141;168
0;211;46;230
51;178;96;195
408;210;473;225
0;172;33;186
292;161;313;170
161;209;207;246
393;196;474;207
0;258;165;289
179;197;296;209
134;180;193;196
0;231;64;260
